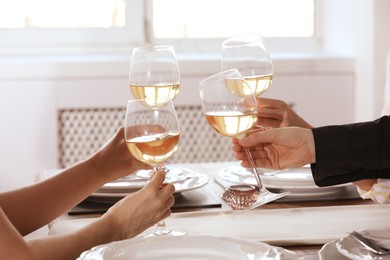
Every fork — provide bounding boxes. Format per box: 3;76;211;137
350;231;390;255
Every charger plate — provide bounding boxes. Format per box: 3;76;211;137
77;235;300;260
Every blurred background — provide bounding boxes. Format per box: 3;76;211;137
0;0;389;190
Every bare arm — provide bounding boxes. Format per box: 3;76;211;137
1;170;174;260
0;127;150;235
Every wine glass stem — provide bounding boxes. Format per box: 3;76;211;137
151;165;172;235
153;220;171;235
244;148;263;190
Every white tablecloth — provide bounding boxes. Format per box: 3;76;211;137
50;204;390;246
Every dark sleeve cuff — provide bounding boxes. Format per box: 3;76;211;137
310;116;390;186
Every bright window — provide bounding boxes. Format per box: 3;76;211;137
152;0;315;39
0;0;317;55
0;0;126;28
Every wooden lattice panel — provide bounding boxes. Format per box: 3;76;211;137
58;106;234;168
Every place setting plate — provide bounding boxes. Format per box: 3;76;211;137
87;167;209;203
77;235;301;260
216;166;350;199
319;227;390;259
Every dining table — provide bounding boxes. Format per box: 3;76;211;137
41;161;384;259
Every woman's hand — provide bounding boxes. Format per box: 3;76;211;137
87;127;151;183
15;169;175;260
102;169;175;239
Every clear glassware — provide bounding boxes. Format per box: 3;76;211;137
222;34;273;97
129;45;180;107
221;34;274;180
222;185;259;210
199;69;288;209
129;45;183;178
124;98;186;236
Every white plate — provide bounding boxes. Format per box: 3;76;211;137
97;175;147;193
97;167;201;193
77;235;301;260
336;227;390;260
318;240;350;260
88;170;209;203
218;166;349;197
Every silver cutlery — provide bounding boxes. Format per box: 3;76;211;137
350;230;390;255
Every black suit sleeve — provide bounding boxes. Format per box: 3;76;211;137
310;116;390;186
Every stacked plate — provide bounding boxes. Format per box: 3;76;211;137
319;227;390;259
88;167;208;204
217;165;350;199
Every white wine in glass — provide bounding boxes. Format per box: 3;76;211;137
199;69;288;208
129;46;180;108
129;45;183;177
222;34;273;97
124;98;186;236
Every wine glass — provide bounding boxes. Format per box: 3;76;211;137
124;98;186;236
221;34;273;180
129;45;180;107
222;34;273;97
129;45;183;178
199;69;288;209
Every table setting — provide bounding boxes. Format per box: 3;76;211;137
41;161;389;259
40;37;389;259
215;163;357;202
50;201;390;259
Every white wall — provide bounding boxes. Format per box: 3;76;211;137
321;0;390;121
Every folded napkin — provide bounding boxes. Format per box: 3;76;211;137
357;179;390;204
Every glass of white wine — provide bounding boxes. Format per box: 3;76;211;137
129;45;180;107
222;34;273;97
124;98;186;236
129;45;183;178
221;34;274;180
199;69;288;209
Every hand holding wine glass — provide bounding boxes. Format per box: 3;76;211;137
124;98;186;236
129;46;180;108
199;69;288;209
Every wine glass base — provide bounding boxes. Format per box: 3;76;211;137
144;230;187;237
136;166;184;180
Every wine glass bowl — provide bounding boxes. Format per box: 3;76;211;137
200;69;258;139
124;98;186;236
129;46;180;108
222;34;273;97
